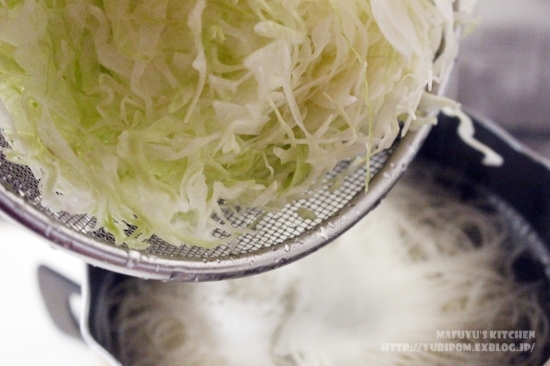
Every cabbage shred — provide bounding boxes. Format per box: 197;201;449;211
0;0;460;248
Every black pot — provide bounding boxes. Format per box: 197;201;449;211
40;112;550;366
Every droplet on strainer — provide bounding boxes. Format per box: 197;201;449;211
126;250;142;269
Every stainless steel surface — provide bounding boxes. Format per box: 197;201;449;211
0;0;464;281
0;124;431;281
81;113;550;365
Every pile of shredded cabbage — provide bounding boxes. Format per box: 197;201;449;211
0;0;462;247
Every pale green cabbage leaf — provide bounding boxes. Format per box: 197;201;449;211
0;0;461;248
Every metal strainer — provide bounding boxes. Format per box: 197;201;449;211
0;125;430;281
0;2;459;281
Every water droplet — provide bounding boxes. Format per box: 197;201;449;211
389;163;396;168
126;250;141;269
382;172;391;179
284;244;291;252
44;225;54;239
155;265;160;273
320;227;328;240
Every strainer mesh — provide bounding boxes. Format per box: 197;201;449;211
0;131;392;260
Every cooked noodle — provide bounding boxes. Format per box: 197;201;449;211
110;169;549;366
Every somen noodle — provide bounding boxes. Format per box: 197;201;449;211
109;167;549;366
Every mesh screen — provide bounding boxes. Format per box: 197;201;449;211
0;131;392;260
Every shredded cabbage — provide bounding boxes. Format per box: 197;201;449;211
0;0;463;248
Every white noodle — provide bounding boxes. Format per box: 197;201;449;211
111;169;549;366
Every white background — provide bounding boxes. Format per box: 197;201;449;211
0;218;106;365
